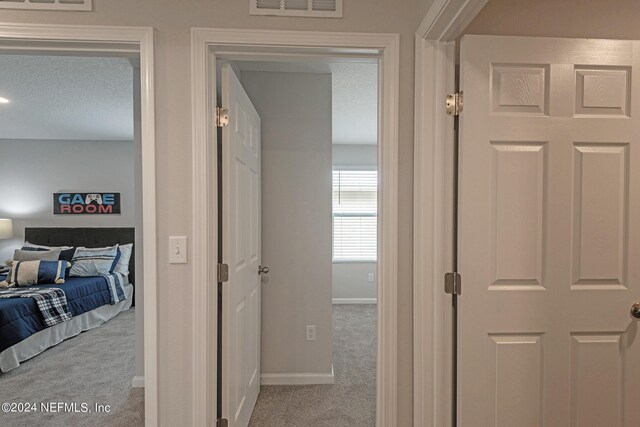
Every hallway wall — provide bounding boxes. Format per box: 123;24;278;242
241;70;333;378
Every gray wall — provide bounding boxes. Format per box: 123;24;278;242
332;262;377;300
241;71;333;376
332;144;378;301
332;144;377;170
1;1;425;422
0;139;135;260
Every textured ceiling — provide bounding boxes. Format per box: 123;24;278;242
0;54;133;141
237;60;378;145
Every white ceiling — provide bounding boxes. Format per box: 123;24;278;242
0;54;134;141
237;60;378;145
0;55;375;144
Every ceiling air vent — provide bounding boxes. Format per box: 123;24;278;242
251;0;342;18
0;0;92;11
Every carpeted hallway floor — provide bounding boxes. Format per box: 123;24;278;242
0;308;144;427
249;304;377;427
0;305;375;426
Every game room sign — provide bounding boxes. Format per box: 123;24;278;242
53;193;121;215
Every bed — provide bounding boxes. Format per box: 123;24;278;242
0;227;135;373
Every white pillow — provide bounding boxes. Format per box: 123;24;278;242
69;245;119;277
23;241;73;250
114;243;133;276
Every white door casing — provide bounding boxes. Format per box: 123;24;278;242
458;35;640;426
191;29;399;427
0;24;158;425
221;63;262;427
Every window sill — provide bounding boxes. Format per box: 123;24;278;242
332;260;377;264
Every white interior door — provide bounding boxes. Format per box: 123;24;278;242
458;35;640;426
221;63;262;427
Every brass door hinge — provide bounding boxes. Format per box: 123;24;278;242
446;92;463;116
216;107;229;127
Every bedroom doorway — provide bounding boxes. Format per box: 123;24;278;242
191;29;399;426
0;25;158;425
215;59;379;426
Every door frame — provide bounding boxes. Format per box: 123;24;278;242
191;28;399;426
0;23;159;425
413;1;487;426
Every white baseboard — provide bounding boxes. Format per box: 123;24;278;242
132;376;145;388
332;298;377;305
261;365;334;385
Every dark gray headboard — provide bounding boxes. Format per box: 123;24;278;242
24;227;135;286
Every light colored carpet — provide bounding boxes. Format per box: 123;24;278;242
0;308;144;427
249;304;377;427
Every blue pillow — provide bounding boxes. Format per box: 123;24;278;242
110;248;122;273
0;260;70;287
69;245;119;277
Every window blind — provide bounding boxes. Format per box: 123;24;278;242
333;170;377;261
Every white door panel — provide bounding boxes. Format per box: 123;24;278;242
459;36;640;426
221;63;261;427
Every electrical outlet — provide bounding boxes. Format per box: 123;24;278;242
368;273;375;282
306;325;316;341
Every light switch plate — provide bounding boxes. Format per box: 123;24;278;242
169;236;188;264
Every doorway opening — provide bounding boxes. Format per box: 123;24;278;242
0;50;145;424
191;29;399;427
0;24;158;425
217;59;379;425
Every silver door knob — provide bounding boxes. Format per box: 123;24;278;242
631;302;640;319
258;265;270;275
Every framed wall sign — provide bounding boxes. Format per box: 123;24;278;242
53;192;121;215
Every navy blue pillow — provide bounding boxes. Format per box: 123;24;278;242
21;246;76;276
58;248;76;263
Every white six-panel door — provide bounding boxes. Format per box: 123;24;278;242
221;63;262;427
458;36;640;426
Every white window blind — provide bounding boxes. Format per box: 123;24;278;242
333;170;377;261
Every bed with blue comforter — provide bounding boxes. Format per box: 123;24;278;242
0;275;117;353
0;226;135;373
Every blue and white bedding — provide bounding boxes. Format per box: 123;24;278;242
0;273;128;353
0;288;72;328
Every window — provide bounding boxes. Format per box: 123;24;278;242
332;170;377;262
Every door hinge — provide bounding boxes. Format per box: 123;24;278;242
216;418;229;427
446;91;463;116
216;107;229;127
444;272;461;295
217;263;229;283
